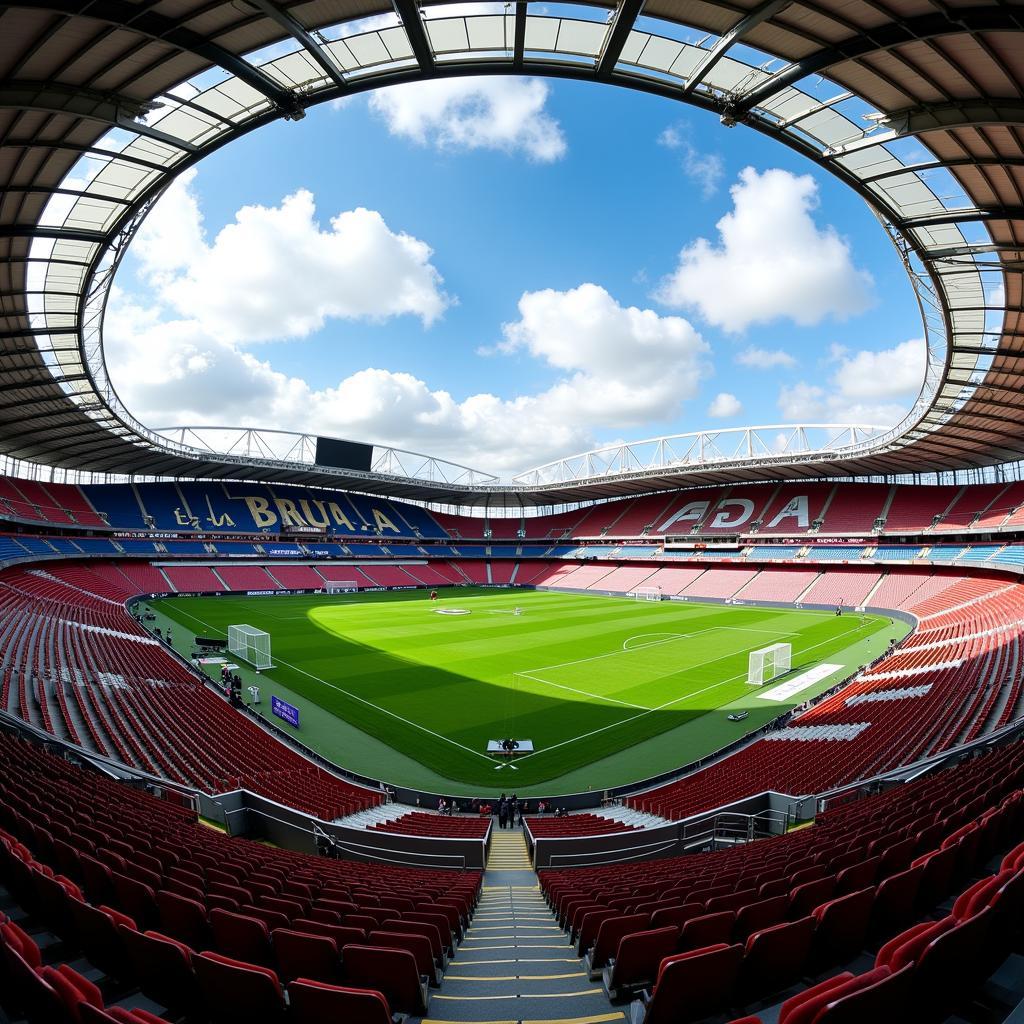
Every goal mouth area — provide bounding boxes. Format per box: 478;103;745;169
747;641;793;687
227;623;273;670
325;581;359;594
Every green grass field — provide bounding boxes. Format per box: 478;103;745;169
153;588;908;795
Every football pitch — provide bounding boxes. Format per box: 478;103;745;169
153;588;908;796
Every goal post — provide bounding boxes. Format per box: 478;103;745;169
325;580;358;594
634;586;662;602
227;624;272;670
747;642;792;686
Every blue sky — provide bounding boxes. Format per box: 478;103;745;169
105;73;926;476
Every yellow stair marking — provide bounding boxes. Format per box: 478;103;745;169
443;972;585;981
486;831;532;870
434;989;605;1001
452;943;567;951
450;959;581;966
470;925;561;931
423;1014;624;1024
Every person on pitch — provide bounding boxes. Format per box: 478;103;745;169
430;589;438;602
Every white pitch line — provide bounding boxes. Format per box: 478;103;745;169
521;628;719;675
510;619;875;764
513;628;795;717
160;603;497;764
521;625;797;677
514;671;647;710
622;632;689;651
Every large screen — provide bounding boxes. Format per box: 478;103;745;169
314;437;373;472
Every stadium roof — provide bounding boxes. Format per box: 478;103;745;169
1;0;1022;507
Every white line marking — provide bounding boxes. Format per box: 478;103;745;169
159;603;497;764
515;671;647;710
514;628;799;715
622;632;689;651
511;620;874;764
163;597;880;770
522;628;718;675
755;663;842;702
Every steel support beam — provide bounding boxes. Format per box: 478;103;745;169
683;0;791;98
0;375;90;394
0;186;131;206
884;100;1024;139
244;0;348;89
926;241;1024;260
597;0;646;78
10;0;304;117
773;92;852;129
861;156;1024;184
0;225;107;244
900;206;1024;230
513;1;527;68
0;344;80;359
0;327;79;341
392;0;435;71
0;82;201;153
728;7;1024;118
0;139;169;173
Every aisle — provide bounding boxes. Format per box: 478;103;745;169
486;829;532;871
417;832;626;1024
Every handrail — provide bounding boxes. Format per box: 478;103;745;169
311;822;474;871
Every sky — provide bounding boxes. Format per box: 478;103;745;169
105;69;927;479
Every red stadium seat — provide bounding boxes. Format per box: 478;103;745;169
341;944;428;1016
288;979;392;1024
118;927;201;1013
271;927;341;984
602;925;679;999
632;943;743;1024
193;951;286;1023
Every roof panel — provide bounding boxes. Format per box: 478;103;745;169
0;0;1021;504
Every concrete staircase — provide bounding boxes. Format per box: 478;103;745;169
589;805;669;830
487;830;532;871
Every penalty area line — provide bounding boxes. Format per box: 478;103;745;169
510;618;873;766
513;671;647;711
158;603;497;765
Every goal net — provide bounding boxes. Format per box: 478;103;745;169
325;581;358;594
634;587;662;602
227;624;272;670
747;642;791;686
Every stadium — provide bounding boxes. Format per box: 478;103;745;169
2;1;1024;1023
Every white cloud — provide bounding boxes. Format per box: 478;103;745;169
777;381;826;421
655;167;875;332
831;338;926;400
132;170;450;342
777;338;925;427
368;77;566;162
736;346;796;369
658;122;724;198
708;392;743;418
498;283;710;427
106;284;709;474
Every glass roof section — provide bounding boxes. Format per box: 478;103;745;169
17;6;1001;492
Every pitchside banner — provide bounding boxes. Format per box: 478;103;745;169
271;696;300;729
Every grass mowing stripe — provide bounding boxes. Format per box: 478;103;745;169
160;599;495;764
510;617;874;767
153;588;905;790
